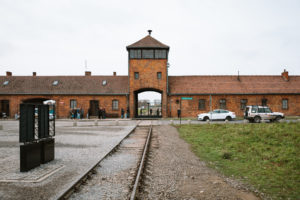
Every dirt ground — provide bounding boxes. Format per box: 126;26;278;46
137;125;259;200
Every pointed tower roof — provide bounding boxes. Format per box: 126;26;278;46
127;30;169;49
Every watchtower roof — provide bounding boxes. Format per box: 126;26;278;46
127;35;169;49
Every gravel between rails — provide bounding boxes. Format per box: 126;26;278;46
137;125;259;200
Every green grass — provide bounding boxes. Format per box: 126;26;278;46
176;122;300;199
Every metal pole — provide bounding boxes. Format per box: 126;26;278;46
210;95;212;119
180;99;182;125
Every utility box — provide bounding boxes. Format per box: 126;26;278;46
40;138;55;164
20;142;41;172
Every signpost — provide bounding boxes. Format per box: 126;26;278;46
179;97;193;125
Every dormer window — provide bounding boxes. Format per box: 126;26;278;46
3;80;9;86
102;80;107;86
52;80;59;86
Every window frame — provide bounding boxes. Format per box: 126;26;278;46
219;99;226;109
157;72;162;80
112;100;119;111
134;72;139;80
198;99;206;110
262;98;267;106
70;99;77;109
240;99;248;110
282;99;288;110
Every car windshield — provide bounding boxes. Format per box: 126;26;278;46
265;107;272;113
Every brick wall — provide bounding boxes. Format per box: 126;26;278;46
168;94;300;118
0;95;127;118
128;59;168;117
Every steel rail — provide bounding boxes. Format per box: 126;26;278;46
56;124;139;200
130;125;152;200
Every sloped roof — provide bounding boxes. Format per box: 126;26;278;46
0;76;128;95
169;76;300;94
127;35;169;49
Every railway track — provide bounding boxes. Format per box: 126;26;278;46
57;124;152;200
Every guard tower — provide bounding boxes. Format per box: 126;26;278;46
127;30;169;118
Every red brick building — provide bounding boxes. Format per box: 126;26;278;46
1;32;300;118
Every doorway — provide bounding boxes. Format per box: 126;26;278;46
89;100;99;116
134;89;162;118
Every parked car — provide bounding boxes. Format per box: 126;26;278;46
197;109;236;121
244;105;284;123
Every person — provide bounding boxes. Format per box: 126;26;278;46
150;108;152;116
80;108;84;119
98;108;102;119
156;109;159;116
126;107;130;118
121;108;124;119
102;108;106;119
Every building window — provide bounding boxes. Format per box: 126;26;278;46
198;99;205;110
157;72;162;79
129;49;141;59
134;72;139;79
112;100;119;110
240;99;247;110
142;49;154;59
262;98;267;106
282;99;288;109
219;99;226;109
155;50;167;59
70;99;77;109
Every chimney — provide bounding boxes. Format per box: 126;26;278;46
113;71;116;76
148;30;152;35
281;69;289;81
6;71;12;76
85;71;91;76
33;72;36;77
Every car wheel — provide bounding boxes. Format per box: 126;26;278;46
275;116;282;122
225;116;232;121
254;116;261;123
203;116;209;121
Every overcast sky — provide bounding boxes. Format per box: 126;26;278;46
0;0;300;77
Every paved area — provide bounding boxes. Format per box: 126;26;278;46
0;120;137;200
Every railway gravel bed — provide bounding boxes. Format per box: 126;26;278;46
137;125;259;200
68;126;149;200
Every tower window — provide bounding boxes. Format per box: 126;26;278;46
142;50;154;59
155;50;167;59
157;72;162;79
129;49;141;59
134;72;139;79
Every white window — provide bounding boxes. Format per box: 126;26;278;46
70;99;77;109
112;100;119;110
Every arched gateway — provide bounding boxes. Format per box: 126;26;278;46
127;30;169;118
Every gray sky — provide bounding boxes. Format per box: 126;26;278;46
0;0;300;77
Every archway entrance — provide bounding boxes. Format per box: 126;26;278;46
134;89;162;118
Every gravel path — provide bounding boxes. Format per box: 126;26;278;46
138;125;259;200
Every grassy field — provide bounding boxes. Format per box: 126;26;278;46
176;122;300;199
